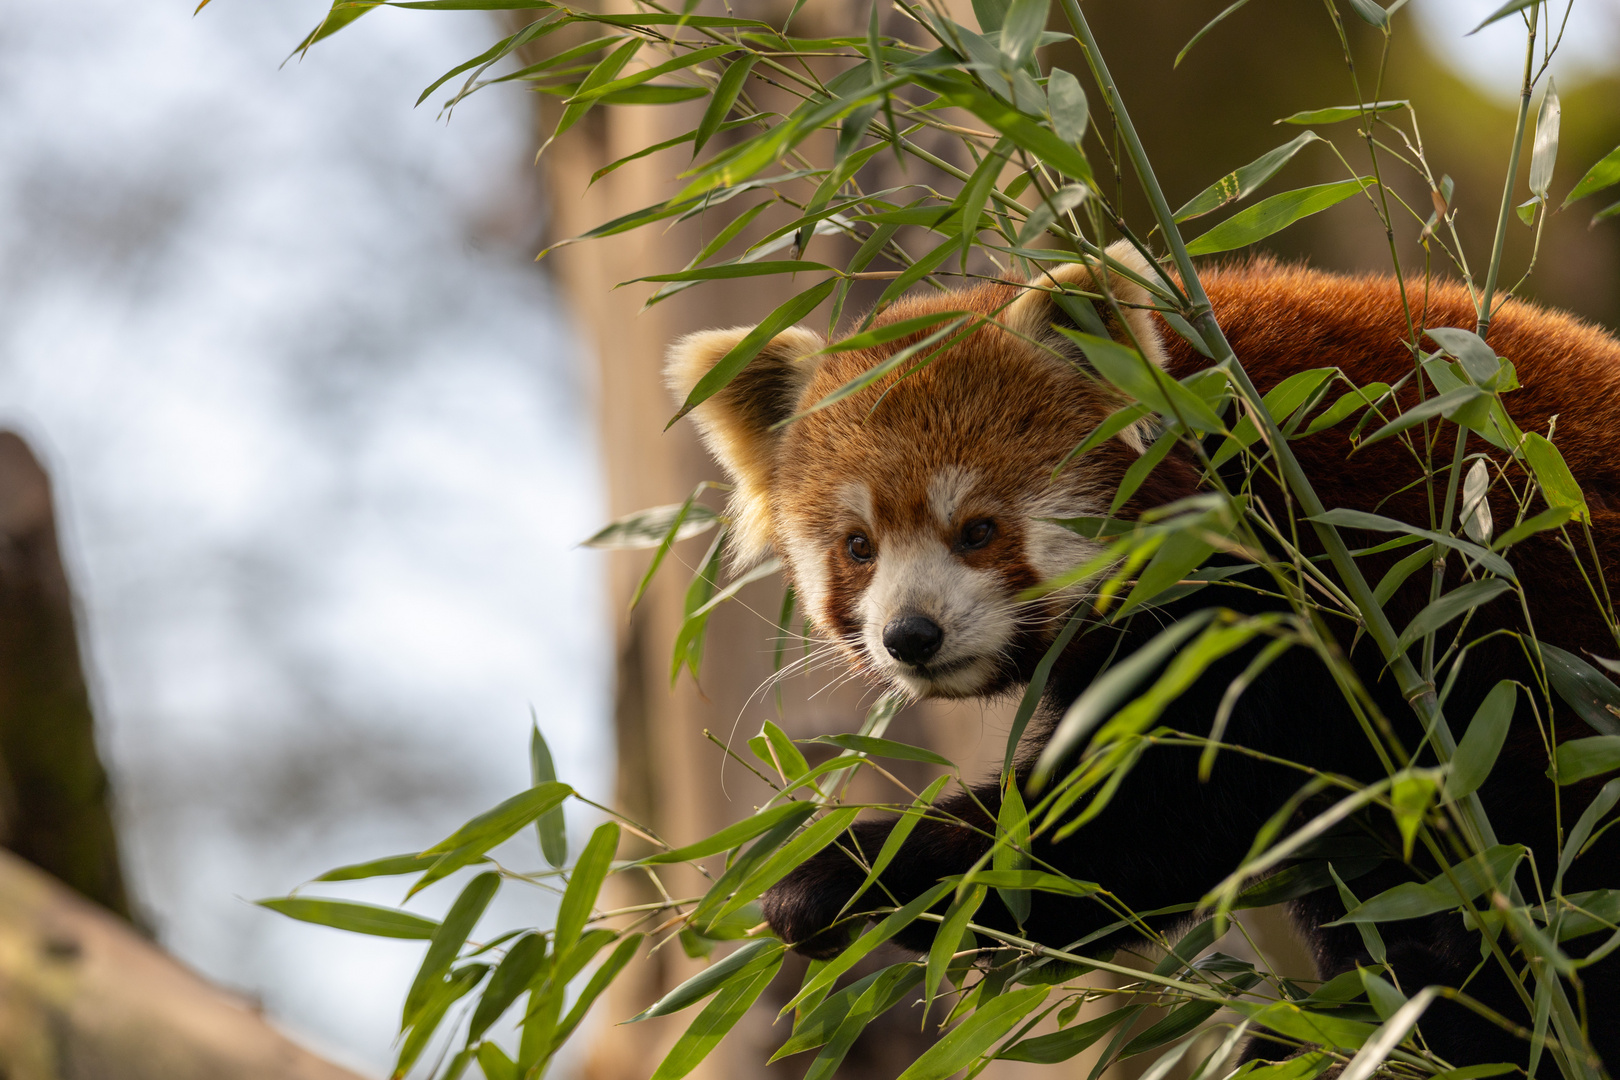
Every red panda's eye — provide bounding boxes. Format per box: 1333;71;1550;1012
847;534;874;562
960;519;995;550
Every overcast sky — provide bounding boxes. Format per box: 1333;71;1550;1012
0;0;609;1072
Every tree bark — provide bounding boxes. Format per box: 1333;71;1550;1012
0;845;366;1080
0;432;130;920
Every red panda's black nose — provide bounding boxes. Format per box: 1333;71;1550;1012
883;615;943;666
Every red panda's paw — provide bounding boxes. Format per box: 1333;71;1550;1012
760;853;869;959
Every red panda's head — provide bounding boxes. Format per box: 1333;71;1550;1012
667;243;1176;700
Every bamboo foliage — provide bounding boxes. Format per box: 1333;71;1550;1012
262;3;1620;1079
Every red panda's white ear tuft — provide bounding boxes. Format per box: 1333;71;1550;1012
1004;240;1172;371
665;326;825;566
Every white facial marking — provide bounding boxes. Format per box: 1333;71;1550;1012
1020;488;1107;587
780;524;830;631
837;481;874;524
856;533;1013;698
927;466;978;528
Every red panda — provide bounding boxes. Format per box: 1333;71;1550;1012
665;245;1619;1068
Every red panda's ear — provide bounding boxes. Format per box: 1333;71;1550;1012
1004;240;1171;370
665;326;825;566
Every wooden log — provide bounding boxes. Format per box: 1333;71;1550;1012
0;845;366;1080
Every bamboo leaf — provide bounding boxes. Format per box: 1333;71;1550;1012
895;986;1049;1080
1470;0;1539;35
531;724;567;869
1393;578;1513;653
1046;68;1088;144
467;932;548;1042
1277;101;1405;125
554;823;619;960
927;887;985;1004
805;733;954;766
1342;0;1388;26
1552;736;1620;785
1307;507;1517;580
632;938;783;1021
403;871;501;1030
1446;680;1515;799
1175;0;1254;68
1529;79;1561;198
670;280;837;426
1563;143;1620;208
256;897;440;940
1175;132;1323;222
1521;432;1591;522
1185;178;1371;255
1540;643;1620;736
648;945;786;1080
581;502;719;549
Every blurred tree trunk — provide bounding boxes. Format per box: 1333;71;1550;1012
0;432;129;919
0;845;365;1080
0;432;366;1077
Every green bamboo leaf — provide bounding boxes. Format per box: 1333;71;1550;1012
972;0;1010;31
1307;508;1517;580
467;932;548;1042
1556;778;1620;891
1539;643;1620;736
552;933;643;1047
290;1;378;58
671;280;837;427
1123;1002;1224;1055
804;733;954;766
1342;0;1388;25
554;823;619;959
998;1004;1142;1062
636;802;818;866
695;57;759;155
1277;101;1406;125
711;808;861;923
1470;0;1539;34
671;529;725;684
786;882;955;1012
396;963;488;1077
1521;433;1591;522
1425;326;1502;386
1329;845;1525;923
1175;132;1323;222
1176;0;1253;66
568;44;731;105
841;777;951;920
1057;329;1225;432
1299;381;1391;436
818;310;976;354
1235;1001;1375;1051
928;888;986;1010
632;938;783;1021
581;502;719;549
477;1042;518;1080
1393;579;1513;652
256;897;440;940
1563;143;1620;208
896;985;1050;1080
1553;736;1620;785
958;870;1100;896
312;853;436;882
1046;68;1088;143
543;37;642;150
993;780;1032;925
999;0;1050;66
1492;505;1573;550
530;724;567;869
918;74;1093;184
799;964;927;1080
403;871;501;1030
409;782;572;897
1446;680;1516;799
1185;178;1371;255
1593;197;1620;226
1034;610;1220;785
648;946;785;1080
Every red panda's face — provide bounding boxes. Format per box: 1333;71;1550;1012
667;246;1170;701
